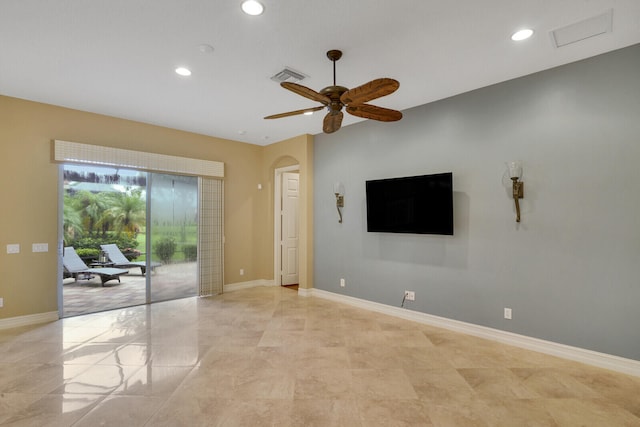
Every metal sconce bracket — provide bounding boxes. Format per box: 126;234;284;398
507;161;524;223
333;182;345;223
335;193;344;223
511;178;524;222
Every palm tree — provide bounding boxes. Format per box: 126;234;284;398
106;190;146;238
74;190;111;236
63;194;84;244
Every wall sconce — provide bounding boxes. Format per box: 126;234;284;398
507;161;524;222
333;182;345;223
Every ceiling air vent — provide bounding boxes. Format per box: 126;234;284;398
270;67;307;84
551;9;613;48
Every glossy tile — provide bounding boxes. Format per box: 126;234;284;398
199;346;260;371
510;367;602;398
0;393;105;426
291;399;363;427
63;343;119;365
1;341;64;364
457;368;539;399
347;345;405;370
73;395;165;427
293;368;353;399
408;368;476;402
149;395;293;427
570;369;640;417
113;365;192;397
351;368;418;399
357;399;433;426
0;393;42;424
0;363;86;394
54;364;140;395
422;397;493;427
542;398;640;426
478;398;559;427
0;286;638;426
94;343;150;366
290;346;351;370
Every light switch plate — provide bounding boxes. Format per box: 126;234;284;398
32;243;49;252
7;244;20;254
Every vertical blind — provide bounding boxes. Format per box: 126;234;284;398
198;177;224;296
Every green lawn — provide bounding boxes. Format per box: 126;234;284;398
135;224;197;262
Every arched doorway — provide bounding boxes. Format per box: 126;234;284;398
274;165;300;287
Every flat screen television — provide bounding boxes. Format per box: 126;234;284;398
366;172;453;235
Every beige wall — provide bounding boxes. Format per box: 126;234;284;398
0;95;314;320
262;135;314;289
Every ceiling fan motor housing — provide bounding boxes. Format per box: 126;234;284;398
320;85;349;113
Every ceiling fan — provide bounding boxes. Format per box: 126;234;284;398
265;49;402;134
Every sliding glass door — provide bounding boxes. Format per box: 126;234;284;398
62;166;199;316
62;165;148;316
148;173;198;302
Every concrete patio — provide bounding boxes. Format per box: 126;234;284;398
63;262;198;317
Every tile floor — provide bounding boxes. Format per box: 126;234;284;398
1;286;639;426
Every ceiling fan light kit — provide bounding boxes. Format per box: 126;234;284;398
265;49;402;134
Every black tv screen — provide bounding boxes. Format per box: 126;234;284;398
366;172;453;235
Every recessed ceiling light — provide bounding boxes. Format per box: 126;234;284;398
303;110;314;116
175;67;192;76
241;0;264;16
511;29;534;41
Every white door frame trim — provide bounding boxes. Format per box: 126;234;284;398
274;165;300;287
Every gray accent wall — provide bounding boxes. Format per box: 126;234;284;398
314;44;640;361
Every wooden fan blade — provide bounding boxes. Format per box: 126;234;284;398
340;78;399;105
346;104;403;122
323;111;343;133
264;106;325;120
281;82;330;104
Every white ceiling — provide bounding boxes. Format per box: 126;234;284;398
1;1;639;146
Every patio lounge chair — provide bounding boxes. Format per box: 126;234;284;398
63;247;128;286
100;244;160;275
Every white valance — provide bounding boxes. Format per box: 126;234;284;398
53;140;224;178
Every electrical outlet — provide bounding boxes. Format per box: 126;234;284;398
240;268;244;276
504;308;512;320
404;291;415;301
340;278;345;287
6;244;20;254
0;298;4;308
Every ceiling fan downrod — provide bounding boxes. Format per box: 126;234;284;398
326;49;342;86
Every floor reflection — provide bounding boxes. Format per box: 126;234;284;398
1;287;638;426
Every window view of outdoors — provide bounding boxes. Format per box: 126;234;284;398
149;172;198;303
62;165;198;317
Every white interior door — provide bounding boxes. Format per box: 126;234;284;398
281;172;299;285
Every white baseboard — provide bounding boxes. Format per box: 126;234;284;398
309;288;640;378
224;279;276;293
0;311;59;330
